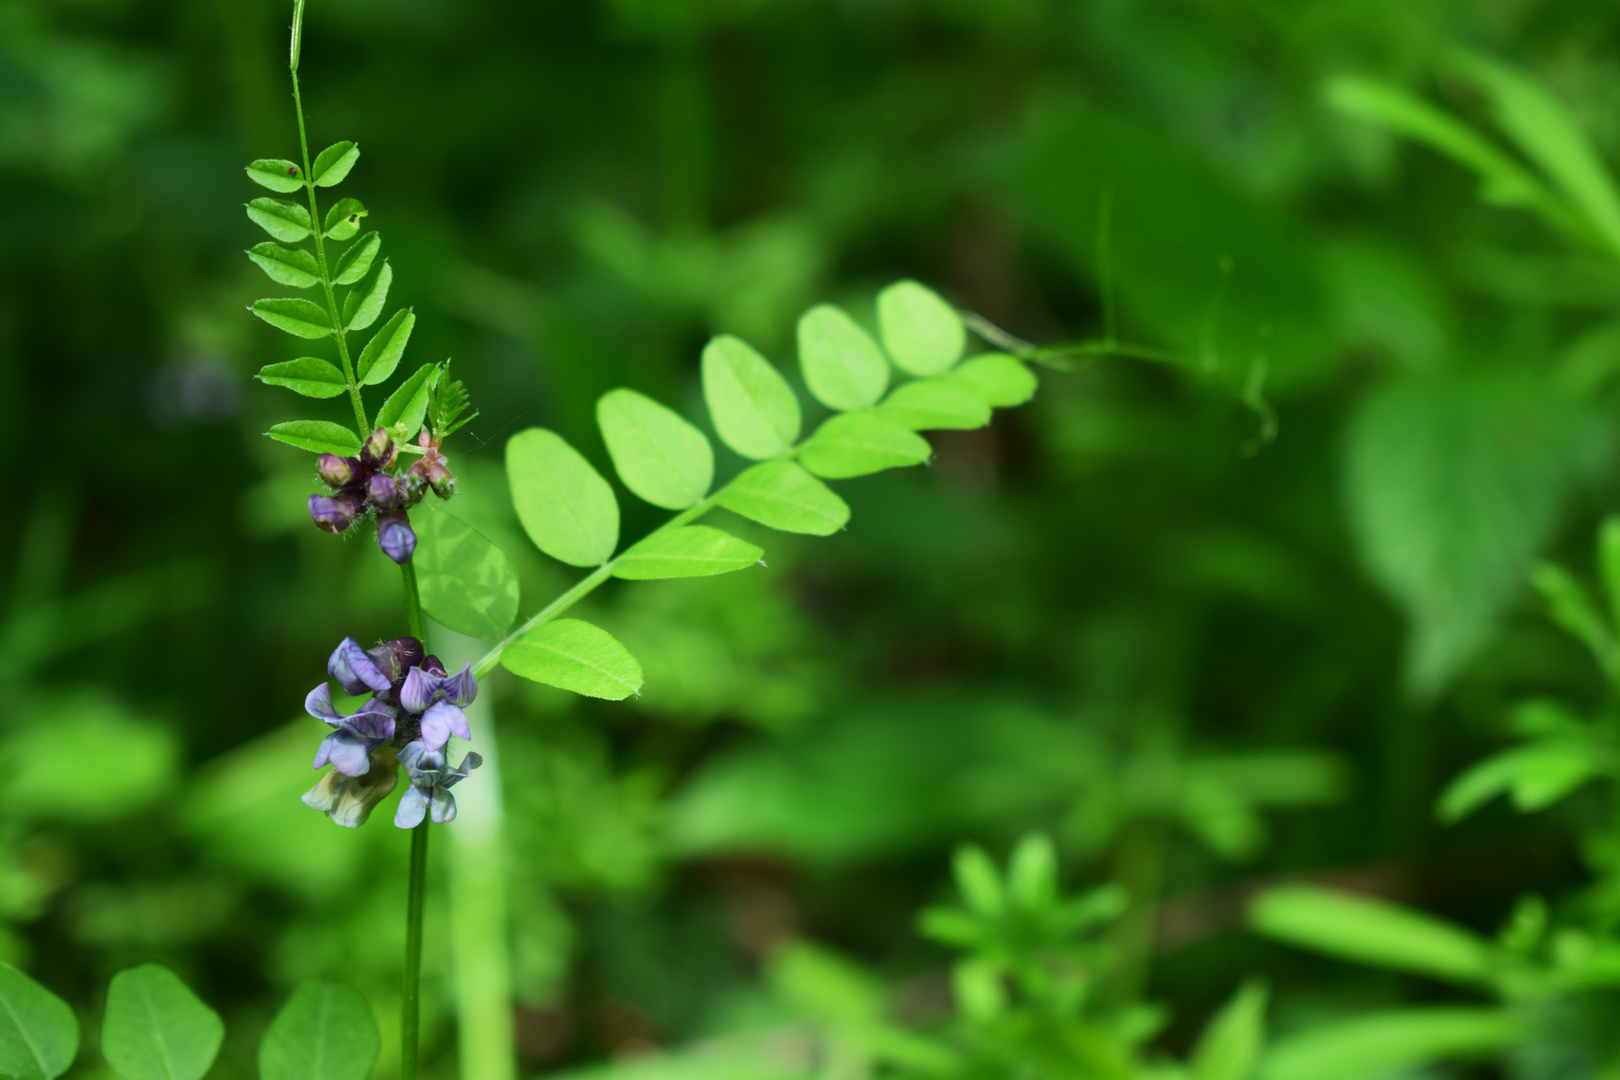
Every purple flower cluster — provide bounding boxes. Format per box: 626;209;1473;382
308;429;456;565
301;635;482;828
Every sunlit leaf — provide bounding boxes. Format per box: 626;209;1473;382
506;428;619;567
357;308;414;386
949;353;1037;407
1191;980;1267;1080
266;420;361;456
311;141;360;188
246;158;303;193
252;298;332;339
952;845;1004;918
798;303;890;411
1006;833;1057;911
1438;740;1603;823
717;459;849;535
701;334;801;460
597;388;714;510
374;362;436;439
502;618;643;699
247;197;314;243
799;412;931;479
413;510;519;639
877;280;964;376
342;260;392;332
323;197;367;241
102;965;223;1080
1249;887;1495;984
1257;1007;1519;1080
1532;562;1611;664
612;525;763;580
876;380;991;431
247;242;320;289
0;963;78;1079
257;357;347;399
259;982;378;1080
333;232;380;286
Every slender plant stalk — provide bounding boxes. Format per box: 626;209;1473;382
401;818;430;1080
403;561;426;640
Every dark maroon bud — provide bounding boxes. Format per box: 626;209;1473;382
318;453;355;488
309;493;362;534
367;472;401;510
377;511;416;564
422;654;448;678
367;636;425;684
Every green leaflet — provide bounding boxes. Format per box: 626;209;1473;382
506;427;619;567
333;231;380;286
252;297;333;339
701;334;801;459
612;525;763;580
717;460;849;536
267;420;361;455
247;242;321;289
0;963;78;1079
357;308;414;385
257;357;347;398
343;260;392;332
247;197;313;242
877;280;964;376
259;982;379;1080
1190;981;1268;1080
101;965;224;1080
876;379;991;431
312;141;360;188
1249;887;1495;985
324;197;367;241
375;362;436;439
799;412;931;479
949;353;1037;407
1438;740;1604;822
597;388;714;510
502;618;643;700
798;303;890;411
413;510;520;639
1257;1008;1519;1080
245;158;303;193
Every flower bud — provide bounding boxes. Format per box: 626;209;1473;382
309;493;362;534
377;511;416;564
417;460;455;499
317;453;355;488
362;427;396;469
367;472;401;510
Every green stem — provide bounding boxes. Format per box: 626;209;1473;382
402;559;426;640
401;819;430;1080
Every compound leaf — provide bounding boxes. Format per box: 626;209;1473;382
247;242;320;289
311;141;360;188
877;280;964;376
257;357;347;399
799;412;931;479
701;334;801;459
413;511;519;640
506;428;619;567
0;963;78;1079
612;525;762;580
266;420;361;456
798;303;890;411
247;197;313;242
252;297;332;340
502;618;643;700
717;460;849;536
259;981;378;1080
357;308;414;386
597;389;713;510
102;965;223;1080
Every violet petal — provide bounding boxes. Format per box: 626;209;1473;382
305;683;344;726
394;785;430;829
400;667;435;714
329;637;390;695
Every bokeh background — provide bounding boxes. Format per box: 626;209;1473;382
7;0;1620;1076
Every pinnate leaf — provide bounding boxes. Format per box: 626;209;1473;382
102;964;223;1080
247;197;313;242
506;428;619;567
343;260;392;332
247;242;320;289
312;141;360;188
597;389;713;510
333;232;380;286
799;412;931;479
718;460;848;536
324;198;367;241
267;420;361;455
257;357;347;398
612;525;762;580
949;353;1037;407
877;280;964;376
413;511;520;639
357;309;414;385
503;618;643;700
259;981;378;1080
702;335;801;459
0;963;78;1079
798;304;890;411
246;158;303;193
252;297;332;339
877;379;991;431
375;362;436;439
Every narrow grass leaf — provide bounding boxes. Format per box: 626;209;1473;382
102;964;223;1080
343;260;391;332
323;198;367;242
357;309;414;385
798;304;890;411
266;420;361;455
799;412;931;479
247;242;320;289
878;280;964;376
0;963;78;1079
252;298;332;339
333;232;380;286
876;380;991;431
247;197;313;243
949;353;1037;407
597;389;714;509
506;428;619;567
502;618;643;699
374;362;436;439
311;141;360;188
1249;887;1495;984
1257;1008;1519;1080
1439;741;1603;822
717;460;849;535
1190;980;1268;1080
246;158;303;193
259;981;378;1080
257;358;347;399
701;334;801;459
612;525;762;580
413;511;520;639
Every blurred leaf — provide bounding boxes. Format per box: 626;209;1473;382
947;353;1037;407
311;141;359;188
1249;887;1495;984
597;389;714;510
247;242;320;289
333;232;380;286
701;334;801;460
612;525;762;580
252;297;332;339
503;618;643;700
247;197;313;243
953;845;1005;918
257;358;347;399
876;380;990;431
245;158;303;193
717;460;849;535
267;420;360;456
357;308;414;386
877;280;964;377
799;413;931;479
1256;1008;1519;1080
1439;740;1603;822
1532;562;1612;664
1601;516;1620;629
798;303;890;411
1179;775;1266;861
1007;833;1057;911
768;940;885;1027
102;965;223;1080
414;509;519;639
2;694;178;823
506;427;619;567
259;981;378;1080
1190;979;1267;1080
323;197;367;241
0;963;77;1079
342;260;392;332
952;958;1006;1023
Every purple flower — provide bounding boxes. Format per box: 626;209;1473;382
367;472;401;510
303;744;400;828
309;493;363;534
394;741;482;828
305;683;397;776
377;511;416;564
400;663;476;752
